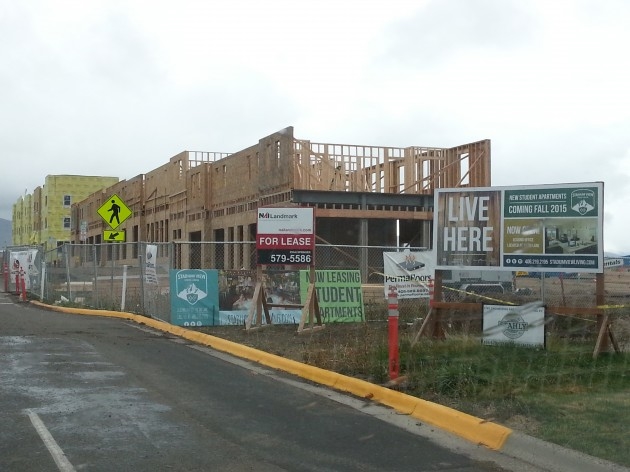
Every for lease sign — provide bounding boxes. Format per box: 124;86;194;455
434;182;603;273
257;207;315;265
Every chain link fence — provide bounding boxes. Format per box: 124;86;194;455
3;242;628;466
3;242;624;331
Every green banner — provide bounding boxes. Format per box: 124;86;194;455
504;186;599;218
300;270;364;322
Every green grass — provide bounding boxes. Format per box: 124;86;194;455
384;336;630;466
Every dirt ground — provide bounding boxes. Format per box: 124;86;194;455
205;315;630;383
201;281;630;373
202;321;393;378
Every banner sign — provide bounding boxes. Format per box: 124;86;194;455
434;182;603;273
300;270;364;322
604;258;624;268
10;249;40;290
482;304;545;348
216;269;363;325
169;269;219;326
256;207;314;265
217;270;302;325
144;244;159;285
383;251;435;299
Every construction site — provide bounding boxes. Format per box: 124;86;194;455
72;126;490;273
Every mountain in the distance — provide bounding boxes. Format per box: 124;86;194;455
0;218;12;249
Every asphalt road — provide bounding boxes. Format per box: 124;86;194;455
0;291;548;472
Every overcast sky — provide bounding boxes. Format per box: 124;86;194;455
2;0;629;252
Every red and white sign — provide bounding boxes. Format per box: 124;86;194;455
256;235;314;250
257;207;314;265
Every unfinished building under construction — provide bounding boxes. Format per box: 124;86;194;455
71;127;491;275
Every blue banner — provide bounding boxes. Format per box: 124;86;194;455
169;269;219;326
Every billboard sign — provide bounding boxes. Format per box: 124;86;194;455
256;207;315;265
434;182;603;273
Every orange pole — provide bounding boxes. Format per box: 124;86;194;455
387;285;399;380
20;272;27;302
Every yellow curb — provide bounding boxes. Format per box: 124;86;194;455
410;400;511;450
332;375;381;399
29;301;513;450
294;365;341;388
370;388;419;415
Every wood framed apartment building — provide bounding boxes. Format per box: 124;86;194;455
71;126;491;275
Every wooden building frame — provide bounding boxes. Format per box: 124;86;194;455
71;126;491;274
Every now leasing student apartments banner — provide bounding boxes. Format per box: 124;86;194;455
300;270;364;322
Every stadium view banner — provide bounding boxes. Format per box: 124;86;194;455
434;182;603;273
169;269;219;326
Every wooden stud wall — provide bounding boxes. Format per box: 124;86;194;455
72;127;491;254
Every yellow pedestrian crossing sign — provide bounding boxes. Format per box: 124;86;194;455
97;194;132;230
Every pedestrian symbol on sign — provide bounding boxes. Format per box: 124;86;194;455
97;194;132;230
108;200;121;225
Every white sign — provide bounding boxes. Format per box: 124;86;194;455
144;244;159;285
604;258;623;268
383;250;435;299
482;304;545;348
10;249;39;290
80;220;88;242
256;207;314;234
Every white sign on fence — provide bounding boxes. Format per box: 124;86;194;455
482;304;545;348
382;250;435;299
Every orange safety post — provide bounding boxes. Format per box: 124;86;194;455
20;271;27;302
387;284;400;380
